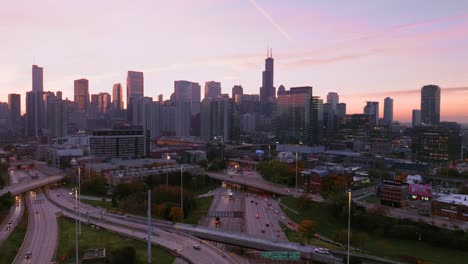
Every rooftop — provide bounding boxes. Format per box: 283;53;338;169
435;194;468;206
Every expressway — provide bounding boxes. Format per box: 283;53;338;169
0;175;64;196
0;199;24;246
13;191;58;264
47;188;238;264
206;171;325;202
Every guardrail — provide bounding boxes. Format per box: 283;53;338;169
44;191;196;264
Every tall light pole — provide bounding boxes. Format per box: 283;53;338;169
268;145;271;166
147;189;152;264
166;155;170;189
180;164;184;216
71;159;81;235
347;190;352;264
295;152;298;193
70;188;79;264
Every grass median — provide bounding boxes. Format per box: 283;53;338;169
56;216;174;264
0;204;28;264
281;197;468;264
183;196;213;225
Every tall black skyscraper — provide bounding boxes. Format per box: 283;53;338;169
421;85;441;125
32;65;43;92
259;49;275;116
8;94;21;134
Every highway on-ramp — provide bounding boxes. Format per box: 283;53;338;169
47;188;238;264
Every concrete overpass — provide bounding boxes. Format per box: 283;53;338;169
0;175;64;196
206;172;325;202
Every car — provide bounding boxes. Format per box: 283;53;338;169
4;226;10;231
255;202;258;205
256;214;259;219
265;223;270;227
193;245;201;250
274;210;279;214
269;206;274;210
250;200;254;203
261;229;265;233
8;221;12;225
35;211;39;214
280;215;286;220
25;252;32;259
314;248;329;255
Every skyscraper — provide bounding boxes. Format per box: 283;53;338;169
259;49;275;116
127;71;144;122
8;94;21;134
112;83;123;109
74;79;89;111
32;65;43;92
174;80;201;136
26;91;41;137
204;81;221;99
232;85;243;101
276;86;317;145
97;93;112;113
412;109;421;127
364;101;379;125
48;98;67;138
126;71;144;106
421;85;441;125
384;97;393;125
201;96;231;142
326;92;339;110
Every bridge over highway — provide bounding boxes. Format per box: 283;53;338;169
0;175;64;196
205;172;325;202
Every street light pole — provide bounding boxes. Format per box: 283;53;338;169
74;188;79;264
78;166;81;235
347;190;352;264
295;152;298;193
180;164;183;216
268;145;271;166
147;190;152;264
166;155;170;189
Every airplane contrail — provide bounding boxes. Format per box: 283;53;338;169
249;0;292;41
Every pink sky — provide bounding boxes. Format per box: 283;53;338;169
0;0;467;122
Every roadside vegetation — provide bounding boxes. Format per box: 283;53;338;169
0;203;28;264
0;192;15;224
75;172;217;223
56;216;174;264
281;196;468;264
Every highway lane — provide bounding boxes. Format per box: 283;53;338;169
0;196;24;245
14;192;58;264
47;188;238;264
244;193;288;241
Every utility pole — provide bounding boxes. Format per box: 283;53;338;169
180;165;184;216
147;190;152;264
347;191;351;264
295;152;298;193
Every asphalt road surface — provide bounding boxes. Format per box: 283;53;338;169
48;188;237;264
14;191;58;264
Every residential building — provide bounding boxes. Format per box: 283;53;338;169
412;109;421;127
112;83;124;109
363;101;379;125
89;125;150;159
421;85;441;125
200;96;231;142
383;97;393;125
232;85;243;100
74;79;89;111
32;65;43;92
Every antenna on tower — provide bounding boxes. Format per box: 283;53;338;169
270;48;272;57
267;46;269;57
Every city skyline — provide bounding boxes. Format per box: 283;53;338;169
1;0;468;122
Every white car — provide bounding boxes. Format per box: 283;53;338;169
314;248;329;255
274;210;279;214
280;215;286;220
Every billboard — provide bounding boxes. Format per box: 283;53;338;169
408;184;432;198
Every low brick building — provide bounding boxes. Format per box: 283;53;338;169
432;194;468;221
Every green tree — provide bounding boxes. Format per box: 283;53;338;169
298;220;316;244
169;207;184;222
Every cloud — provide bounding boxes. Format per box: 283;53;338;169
344;86;468;97
282;49;385;68
248;0;292;41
